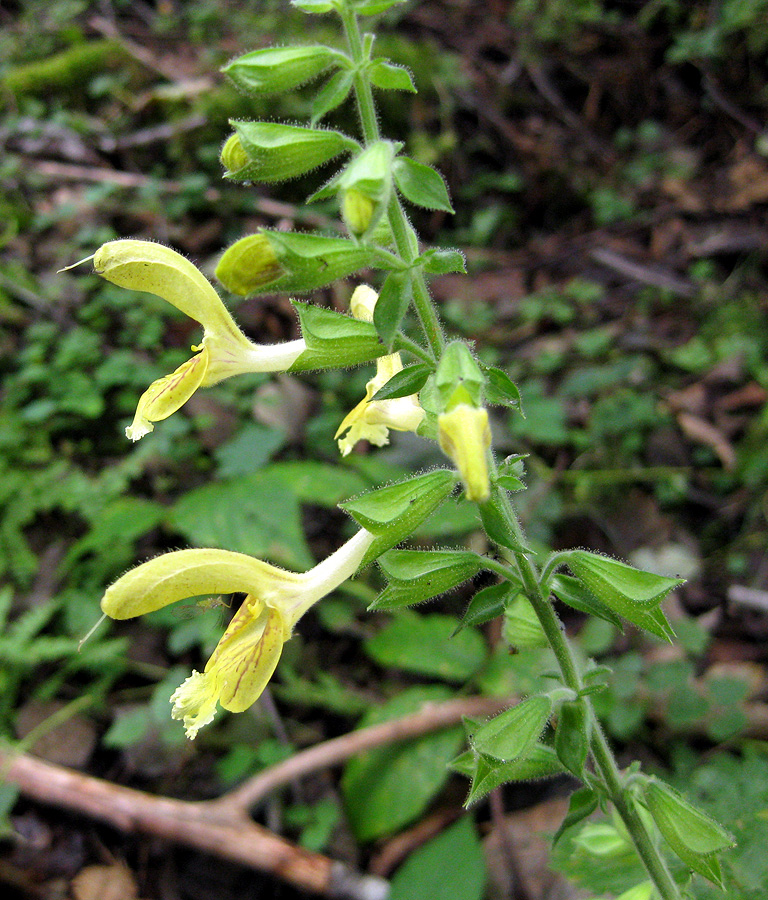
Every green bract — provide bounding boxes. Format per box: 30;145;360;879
340;470;458;566
370;362;432;402
290;302;385;371
471;695;553;762
372;549;486;610
567;551;681;641
644;779;734;887
225;121;357;183
393;156;454;212
368;59;416;92
373;270;412;350
223;45;347;95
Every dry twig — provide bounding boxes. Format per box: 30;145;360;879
1;696;505;899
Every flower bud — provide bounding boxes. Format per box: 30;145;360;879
342;187;375;237
438;403;491;502
214;233;283;296
220;133;250;177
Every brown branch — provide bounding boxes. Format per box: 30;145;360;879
212;695;506;815
0;696;504;897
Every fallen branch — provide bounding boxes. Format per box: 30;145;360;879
0;696;504;899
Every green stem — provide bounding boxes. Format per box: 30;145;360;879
338;2;445;359
486;484;682;900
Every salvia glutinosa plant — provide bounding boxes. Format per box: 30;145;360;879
68;2;734;897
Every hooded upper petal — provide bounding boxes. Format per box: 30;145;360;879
101;548;305;620
105;530;376;738
93;239;306;438
94;240;242;338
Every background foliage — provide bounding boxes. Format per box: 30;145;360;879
1;1;767;898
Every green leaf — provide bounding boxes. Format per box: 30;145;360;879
372;549;486;610
311;69;355;124
267;461;367;508
568;552;681;641
232;230;378;297
393;156;454;212
340;469;457;566
554;699;591;777
352;0;408;13
552;786;599;846
371;362;431;401
223;46;345;95
550;574;623;629
645;778;734;887
472;695;553;761
229;121;356;183
420;247;467;275
503;594;548;649
365;612;487;681
291;0;336;11
457;581;517;632
483;367;521;409
291;301;385;371
342;686;464;841
373;270;412;350
477;501;528;553
454;745;564;805
167;472;313;570
368;58;416;92
389;818;486;900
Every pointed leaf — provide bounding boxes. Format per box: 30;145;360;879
368;58;416;92
568;552;681;641
393;156;454;212
229;121;356;183
365;613;488;682
484;367;521;409
420;247;467;275
291;0;336;11
388;817;486;900
472;695;553;761
371;362;432;401
311;69;355;124
552;786;599;845
373;270;412;350
456;580;517;632
352;0;408;13
223;46;345;95
554;699;591;777
342;686;463;841
503;595;548;649
372;549;485;610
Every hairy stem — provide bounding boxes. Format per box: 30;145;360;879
487;483;682;900
339;1;445;359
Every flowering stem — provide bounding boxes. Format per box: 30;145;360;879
338;1;445;360
485;483;682;900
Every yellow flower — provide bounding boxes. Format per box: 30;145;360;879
438;403;492;502
93;240;305;441
102;530;374;739
335;285;424;456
